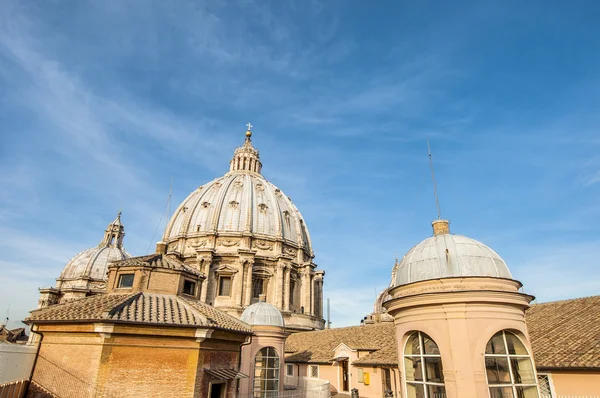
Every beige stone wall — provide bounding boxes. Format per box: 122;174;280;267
547;371;600;396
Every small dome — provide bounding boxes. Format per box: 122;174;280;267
61;246;130;280
240;298;285;327
59;213;131;282
392;220;512;287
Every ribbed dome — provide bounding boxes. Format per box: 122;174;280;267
61;246;130;281
392;220;512;287
240;299;285;327
163;171;312;255
59;213;131;283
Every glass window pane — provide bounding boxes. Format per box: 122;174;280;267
489;386;514;398
516;386;539;398
422;334;440;355
486;332;507;355
427;384;446;398
511;358;535;384
266;358;279;368
506;333;528;355
404;357;424;381
267;347;277;357
266;369;279;379
266;379;278;391
406;382;425;398
424;357;444;383
405;333;421;355
486;357;511;384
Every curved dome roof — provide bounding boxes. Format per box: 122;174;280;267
163;130;312;255
240;298;285;327
59;213;131;282
392;220;512;287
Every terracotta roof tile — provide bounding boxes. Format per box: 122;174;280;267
526;295;600;370
286;295;600;370
27;293;251;334
285;323;396;364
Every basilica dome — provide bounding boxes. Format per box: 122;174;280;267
392;220;512;287
160;126;325;332
58;213;131;285
163;172;312;255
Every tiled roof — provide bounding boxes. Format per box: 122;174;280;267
526;295;600;370
26;293;251;334
109;254;202;276
286;295;600;370
285;323;396;365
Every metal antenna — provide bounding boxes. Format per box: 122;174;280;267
2;304;9;328
427;139;442;220
146;177;174;254
327;298;331;329
167;177;173;224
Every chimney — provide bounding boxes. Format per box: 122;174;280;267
156;241;167;254
432;220;450;235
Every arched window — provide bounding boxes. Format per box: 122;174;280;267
253;347;279;397
403;331;446;398
485;331;538;398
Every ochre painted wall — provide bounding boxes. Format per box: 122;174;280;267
549;371;600;396
29;324;246;398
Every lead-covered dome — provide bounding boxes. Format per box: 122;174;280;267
163;130;312;256
392;220;512;287
59;213;131;284
240;296;285;327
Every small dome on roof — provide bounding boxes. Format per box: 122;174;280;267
240;295;285;327
392;220;512;287
59;213;131;283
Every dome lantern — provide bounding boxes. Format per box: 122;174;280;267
230;123;262;174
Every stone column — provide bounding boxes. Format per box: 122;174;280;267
275;265;284;309
301;269;310;314
234;261;244;307
244;260;253;306
283;267;291;311
200;260;211;303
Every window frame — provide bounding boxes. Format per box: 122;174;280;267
286;364;294;377
117;273;135;288
182;279;196;296
218;276;232;297
485;330;539;398
357;368;364;383
537;373;555;398
308;364;319;379
253;346;280;398
403;331;446;398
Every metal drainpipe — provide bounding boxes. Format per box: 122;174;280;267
23;327;44;397
236;335;253;395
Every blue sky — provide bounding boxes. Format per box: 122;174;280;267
1;0;599;329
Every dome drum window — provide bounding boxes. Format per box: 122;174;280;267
403;331;446;398
485;331;538;398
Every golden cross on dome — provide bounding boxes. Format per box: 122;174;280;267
245;122;253;138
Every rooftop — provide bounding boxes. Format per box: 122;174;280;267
286;295;600;370
26;292;252;334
